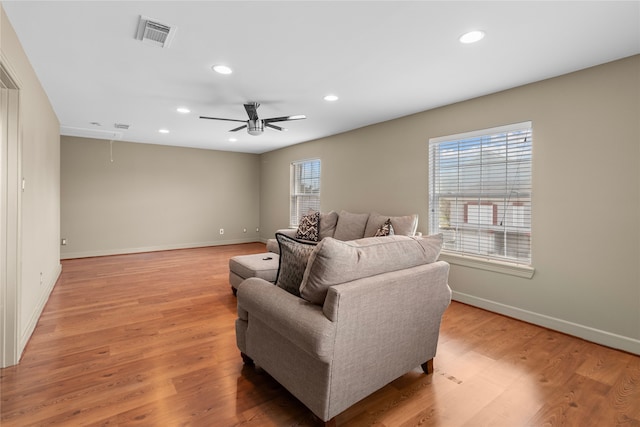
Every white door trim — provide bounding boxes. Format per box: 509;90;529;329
1;52;22;368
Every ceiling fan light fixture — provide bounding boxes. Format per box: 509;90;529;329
212;65;233;75
459;30;485;44
247;119;264;136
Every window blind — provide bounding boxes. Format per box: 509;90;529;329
290;159;321;227
429;122;532;265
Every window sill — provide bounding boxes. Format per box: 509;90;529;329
438;251;535;279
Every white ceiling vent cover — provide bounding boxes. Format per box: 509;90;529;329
136;15;176;48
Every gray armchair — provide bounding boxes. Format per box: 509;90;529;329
235;235;451;425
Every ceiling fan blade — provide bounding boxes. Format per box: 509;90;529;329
229;124;248;132
199;116;246;123
264;114;306;123
244;103;260;121
265;123;285;131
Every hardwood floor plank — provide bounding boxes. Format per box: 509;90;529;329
2;243;639;426
607;356;640;425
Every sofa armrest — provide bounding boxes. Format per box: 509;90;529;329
266;239;279;254
267;228;298;253
276;228;297;237
237;278;336;359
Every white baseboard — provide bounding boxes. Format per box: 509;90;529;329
452;291;640;355
59;238;263;260
19;263;62;354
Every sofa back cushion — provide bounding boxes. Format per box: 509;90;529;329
333;211;370;241
299;234;443;305
275;233;318;297
319;211;339;239
364;212;418;237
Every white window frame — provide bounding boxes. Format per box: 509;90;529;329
290;159;321;227
428;122;534;278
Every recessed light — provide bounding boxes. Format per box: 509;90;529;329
324;94;339;102
176;107;190;114
229;137;238;142
212;65;233;75
459;30;485;44
158;129;170;134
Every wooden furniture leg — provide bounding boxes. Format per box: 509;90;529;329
323;418;336;427
421;358;434;374
241;352;254;365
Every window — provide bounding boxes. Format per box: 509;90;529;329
429;122;532;269
290;159;321;227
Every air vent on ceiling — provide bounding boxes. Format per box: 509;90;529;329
114;123;130;130
135;15;176;48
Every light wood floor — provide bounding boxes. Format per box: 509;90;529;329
1;244;639;426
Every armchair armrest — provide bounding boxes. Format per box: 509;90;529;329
237;278;336;359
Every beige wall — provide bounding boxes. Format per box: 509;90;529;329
4;0;638;361
1;4;61;363
60;137;260;258
260;55;640;354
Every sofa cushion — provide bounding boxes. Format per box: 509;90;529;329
300;234;443;305
333;211;369;241
275;233;318;296
319;211;339;239
295;210;320;241
364;212;418;237
374;218;394;237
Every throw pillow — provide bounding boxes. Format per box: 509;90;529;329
275;233;318;296
295;210;320;241
374;218;395;236
364;212;418;237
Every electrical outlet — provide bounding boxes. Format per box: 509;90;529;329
219;228;224;235
61;238;67;246
243;228;247;233
256;227;259;232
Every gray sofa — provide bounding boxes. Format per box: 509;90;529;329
266;210;420;254
235;234;451;425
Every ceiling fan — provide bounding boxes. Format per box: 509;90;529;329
199;102;306;136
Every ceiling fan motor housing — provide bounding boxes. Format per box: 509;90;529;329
247;119;264;136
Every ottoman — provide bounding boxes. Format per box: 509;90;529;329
229;253;279;295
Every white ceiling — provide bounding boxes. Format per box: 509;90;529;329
3;1;639;154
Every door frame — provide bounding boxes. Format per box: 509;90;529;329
1;52;22;368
